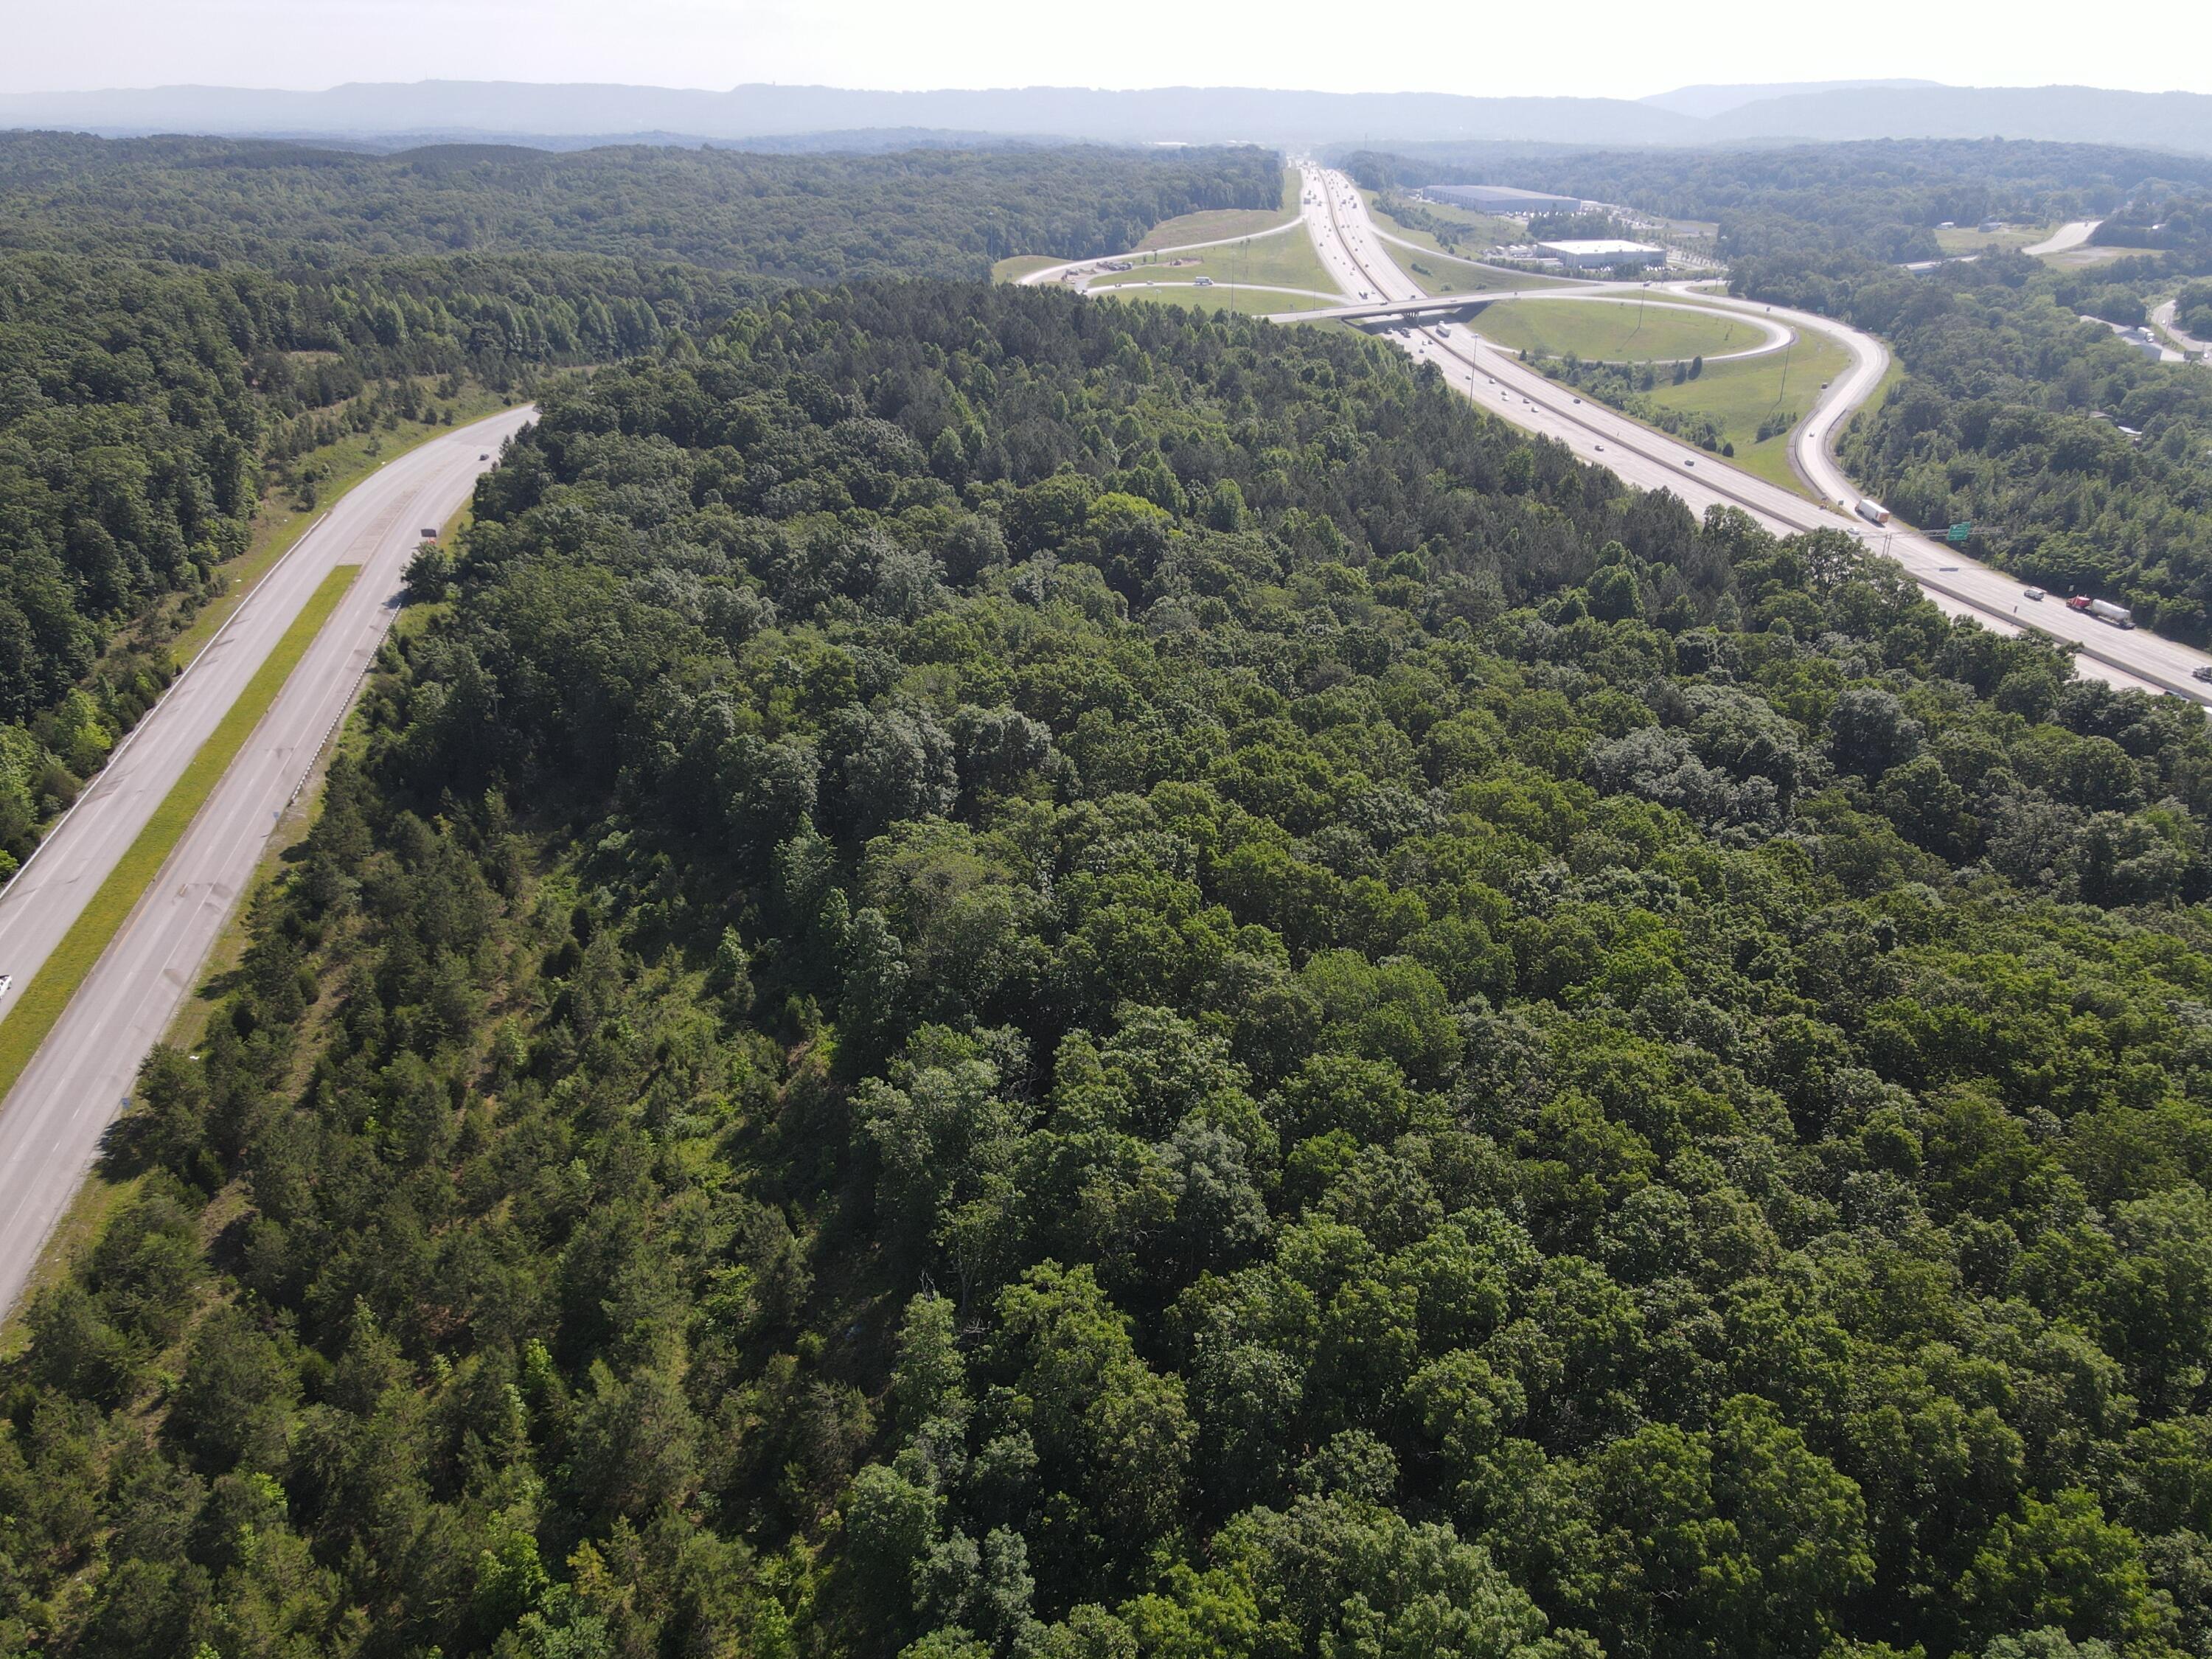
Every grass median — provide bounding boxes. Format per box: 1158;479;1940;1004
0;564;363;1109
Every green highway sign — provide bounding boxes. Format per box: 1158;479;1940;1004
1946;522;1973;543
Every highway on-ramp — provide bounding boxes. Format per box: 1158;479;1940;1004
2025;220;2102;257
0;406;535;1319
2154;297;2210;361
1292;164;2212;701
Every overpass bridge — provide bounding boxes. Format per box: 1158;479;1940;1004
1273;293;1509;328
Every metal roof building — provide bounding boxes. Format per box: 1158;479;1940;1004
1538;239;1666;271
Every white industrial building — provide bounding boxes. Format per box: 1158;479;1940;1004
1539;239;1666;271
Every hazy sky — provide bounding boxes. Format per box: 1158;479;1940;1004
4;0;2209;100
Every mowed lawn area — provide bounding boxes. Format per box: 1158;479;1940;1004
1934;223;2053;255
1136;168;1303;250
992;254;1065;282
1363;190;1518;251
1642;329;1855;495
1473;297;1767;363
1361;192;1571;294
1397;248;1554;295
1087;226;1342;298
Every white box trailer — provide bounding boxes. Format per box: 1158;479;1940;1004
1854;499;1890;526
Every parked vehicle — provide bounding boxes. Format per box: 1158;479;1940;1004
1855;499;1891;526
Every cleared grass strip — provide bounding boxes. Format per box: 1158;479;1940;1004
0;565;363;1107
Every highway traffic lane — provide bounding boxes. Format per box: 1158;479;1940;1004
1663;283;2212;695
1301;170;2204;701
0;408;534;1318
2153;298;2210;360
1419;294;2171;694
0;408;533;1041
2024;220;2101;257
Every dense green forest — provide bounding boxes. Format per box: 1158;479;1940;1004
0;137;1277;880
0;134;1282;277
1345;141;2212;639
0;246;750;876
15;281;2212;1658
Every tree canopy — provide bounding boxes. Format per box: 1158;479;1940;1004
7;282;2212;1658
0;136;1277;881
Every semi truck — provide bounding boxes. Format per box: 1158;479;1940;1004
2067;595;2136;628
1854;499;1891;526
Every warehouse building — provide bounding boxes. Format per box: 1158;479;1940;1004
1539;238;1666;271
1422;184;1585;215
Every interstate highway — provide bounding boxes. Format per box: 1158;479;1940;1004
1292;165;2212;701
0;406;535;1318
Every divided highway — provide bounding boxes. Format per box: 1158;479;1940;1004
1293;165;2212;700
0;406;535;1318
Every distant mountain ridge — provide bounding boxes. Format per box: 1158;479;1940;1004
5;78;2212;155
1640;80;1944;119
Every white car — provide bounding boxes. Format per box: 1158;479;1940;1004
0;974;12;999
2023;587;2045;602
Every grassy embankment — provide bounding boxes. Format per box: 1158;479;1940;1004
2042;242;2157;271
991;254;1065;283
1644;330;1855;495
1088;225;1343;305
1363;189;1518;249
1358;191;1573;294
991;168;1301;284
1472;297;1769;363
1136;167;1301;250
1934;223;2053;256
0;563;363;1340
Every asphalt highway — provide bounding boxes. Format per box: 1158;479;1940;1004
2153;298;2210;361
2024;220;2101;257
1295;165;2212;701
0;406;535;1318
